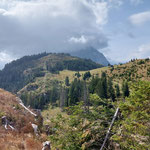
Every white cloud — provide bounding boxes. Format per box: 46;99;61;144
132;43;150;59
0;51;14;62
0;0;110;59
108;0;123;7
69;35;88;44
91;1;108;25
0;51;16;69
129;11;150;26
130;0;143;5
138;43;150;53
0;8;6;14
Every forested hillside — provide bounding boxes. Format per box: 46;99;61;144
0;53;102;92
18;58;150;110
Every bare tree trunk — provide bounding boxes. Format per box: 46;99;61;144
100;107;119;150
83;81;87;112
60;87;66;111
83;82;89;112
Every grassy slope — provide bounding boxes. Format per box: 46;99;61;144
42;105;68;125
0;89;45;150
40;58;150;111
19;58;150;96
39;59;150;121
18;68;107;95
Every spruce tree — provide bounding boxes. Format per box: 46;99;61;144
96;80;105;99
101;72;107;99
89;75;99;93
83;71;91;80
83;81;89;112
115;84;120;98
122;81;130;98
60;87;66;110
95;72;107;99
75;72;81;78
107;78;115;101
68;78;83;105
65;76;70;86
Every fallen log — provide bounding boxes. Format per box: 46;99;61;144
100;107;119;150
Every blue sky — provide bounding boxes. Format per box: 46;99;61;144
103;0;150;63
0;0;150;68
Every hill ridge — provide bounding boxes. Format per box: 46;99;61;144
0;52;103;92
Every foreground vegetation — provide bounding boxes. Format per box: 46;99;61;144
112;81;150;150
0;53;150;149
43;81;150;150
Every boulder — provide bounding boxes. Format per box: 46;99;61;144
31;123;38;135
42;141;51;150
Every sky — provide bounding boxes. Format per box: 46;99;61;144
0;0;150;68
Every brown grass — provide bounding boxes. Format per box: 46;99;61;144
0;89;45;150
0;131;42;150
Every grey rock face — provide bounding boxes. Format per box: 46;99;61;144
70;47;109;66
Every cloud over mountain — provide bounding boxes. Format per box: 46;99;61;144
0;0;150;68
0;0;111;62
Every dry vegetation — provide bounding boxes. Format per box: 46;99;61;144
0;130;42;150
0;89;36;130
105;59;150;82
0;89;46;150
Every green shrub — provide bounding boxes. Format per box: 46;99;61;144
137;60;145;65
112;81;150;149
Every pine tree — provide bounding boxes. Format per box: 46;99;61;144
83;71;91;80
107;78;115;101
65;88;69;107
95;72;107;99
101;72;107;99
122;81;130;98
75;72;81;78
68;78;83;105
96;80;104;98
115;84;120;98
83;81;89;112
65;76;70;86
50;86;58;103
89;75;99;93
60;87;66;110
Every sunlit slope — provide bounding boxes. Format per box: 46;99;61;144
0;53;102;92
19;58;150;97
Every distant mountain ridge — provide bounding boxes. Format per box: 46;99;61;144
69;47;109;66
